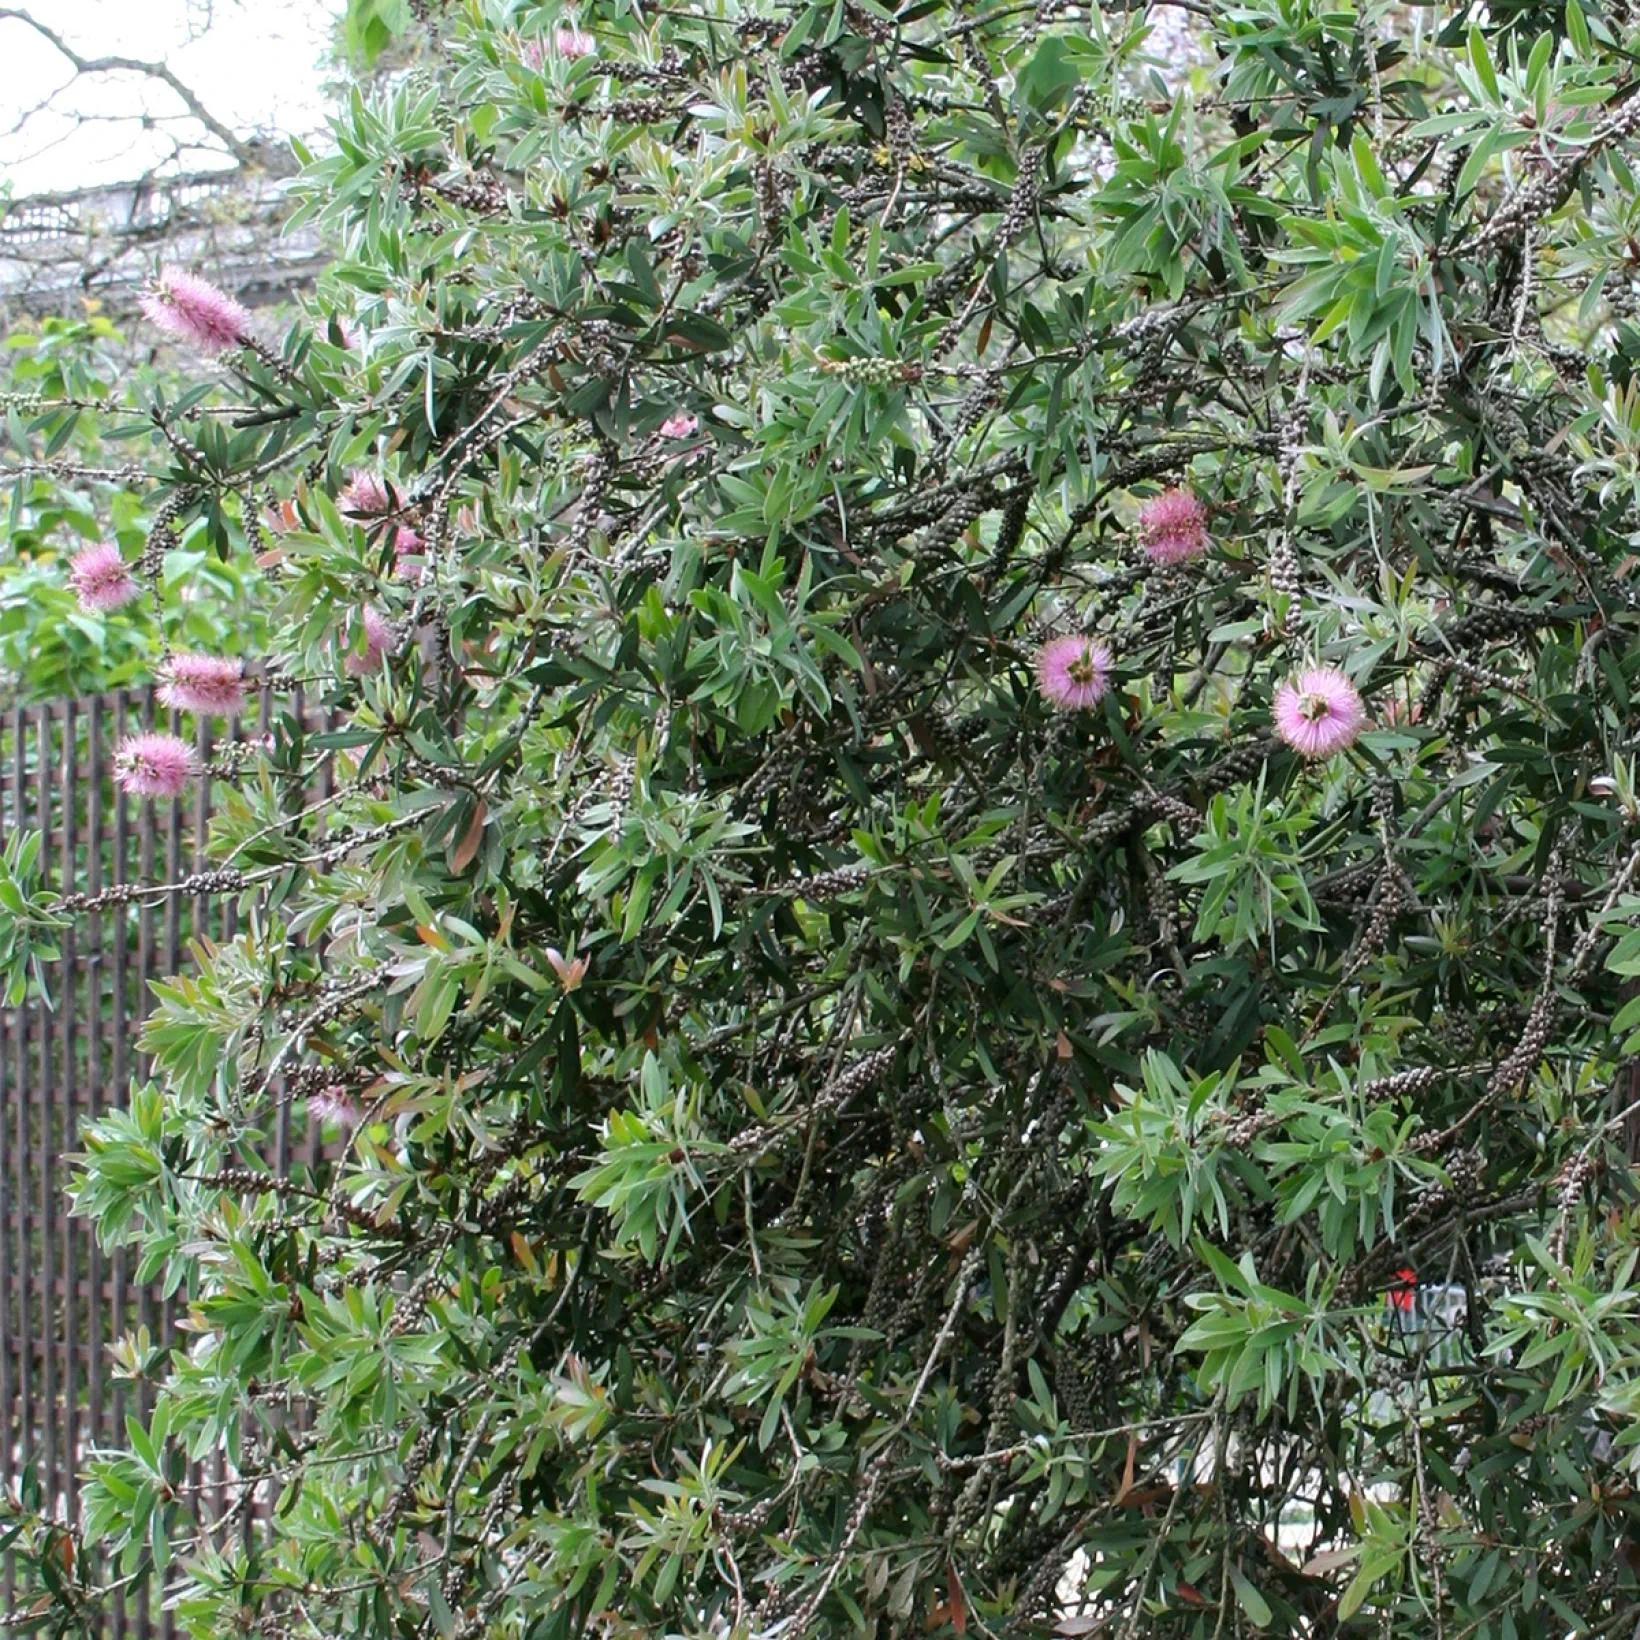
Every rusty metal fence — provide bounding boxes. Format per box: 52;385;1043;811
0;686;332;1636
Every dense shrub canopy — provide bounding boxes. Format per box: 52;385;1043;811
14;0;1640;1634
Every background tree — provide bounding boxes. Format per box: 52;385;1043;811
8;0;1640;1635
0;2;331;189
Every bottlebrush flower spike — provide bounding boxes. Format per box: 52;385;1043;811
545;947;589;992
309;1086;363;1126
1137;487;1210;566
1273;666;1367;760
344;606;393;676
113;733;198;799
393;528;426;581
1035;635;1113;711
137;266;251;354
339;472;393;519
522;24;596;63
659;411;699;439
157;654;247;717
69;543;139;613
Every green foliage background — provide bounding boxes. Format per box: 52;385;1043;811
8;0;1640;1634
0;314;269;701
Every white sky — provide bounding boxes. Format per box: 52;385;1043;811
0;0;345;196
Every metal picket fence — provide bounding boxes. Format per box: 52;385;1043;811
0;684;333;1636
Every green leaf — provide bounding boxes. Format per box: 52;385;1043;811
1468;25;1502;101
1230;1565;1273;1627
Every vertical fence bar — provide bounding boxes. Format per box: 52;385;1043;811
8;703;29;1573
268;688;291;1185
108;690;129;1640
133;688;155;1640
59;697;79;1524
33;704;57;1522
0;707;14;1615
158;701;182;1640
85;695;112;1640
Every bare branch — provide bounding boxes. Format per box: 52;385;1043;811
0;6;256;165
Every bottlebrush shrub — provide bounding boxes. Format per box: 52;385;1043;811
16;0;1640;1635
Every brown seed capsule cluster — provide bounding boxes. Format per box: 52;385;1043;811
1488;986;1557;1093
743;748;801;806
997;149;1044;246
917;484;992;554
199;1167;298;1195
373;1422;440;1545
1351;866;1407;965
206;741;265;777
991;482;1034;574
598;95;674;126
567;443;613;557
1474;92;1640;251
947;362;1009;443
429;171;510;214
1554;1150;1595;1216
1439;603;1543;648
885;95;916;170
1201;736;1279;795
828;1043;899;1105
605;756;636;835
141;488;194;583
385;1267;445;1338
1361;1064;1449;1101
755;159;787;236
1405;1146;1484;1227
1149;793;1202;832
1268;537;1301;633
1146;867;1181;943
1220;1103;1283;1149
60;864;246;914
57;882;140;912
777;865;871;901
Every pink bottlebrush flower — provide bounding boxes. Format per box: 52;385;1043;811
545;946;589;992
659;411;699;439
308;1085;363;1126
113;732;198;799
1137;487;1210;566
344;606;393;676
339;472;393;519
68;542;139;613
1035;635;1113;711
523;25;595;63
1273;666;1368;760
392;527;426;581
137;266;251;354
157;653;246;717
